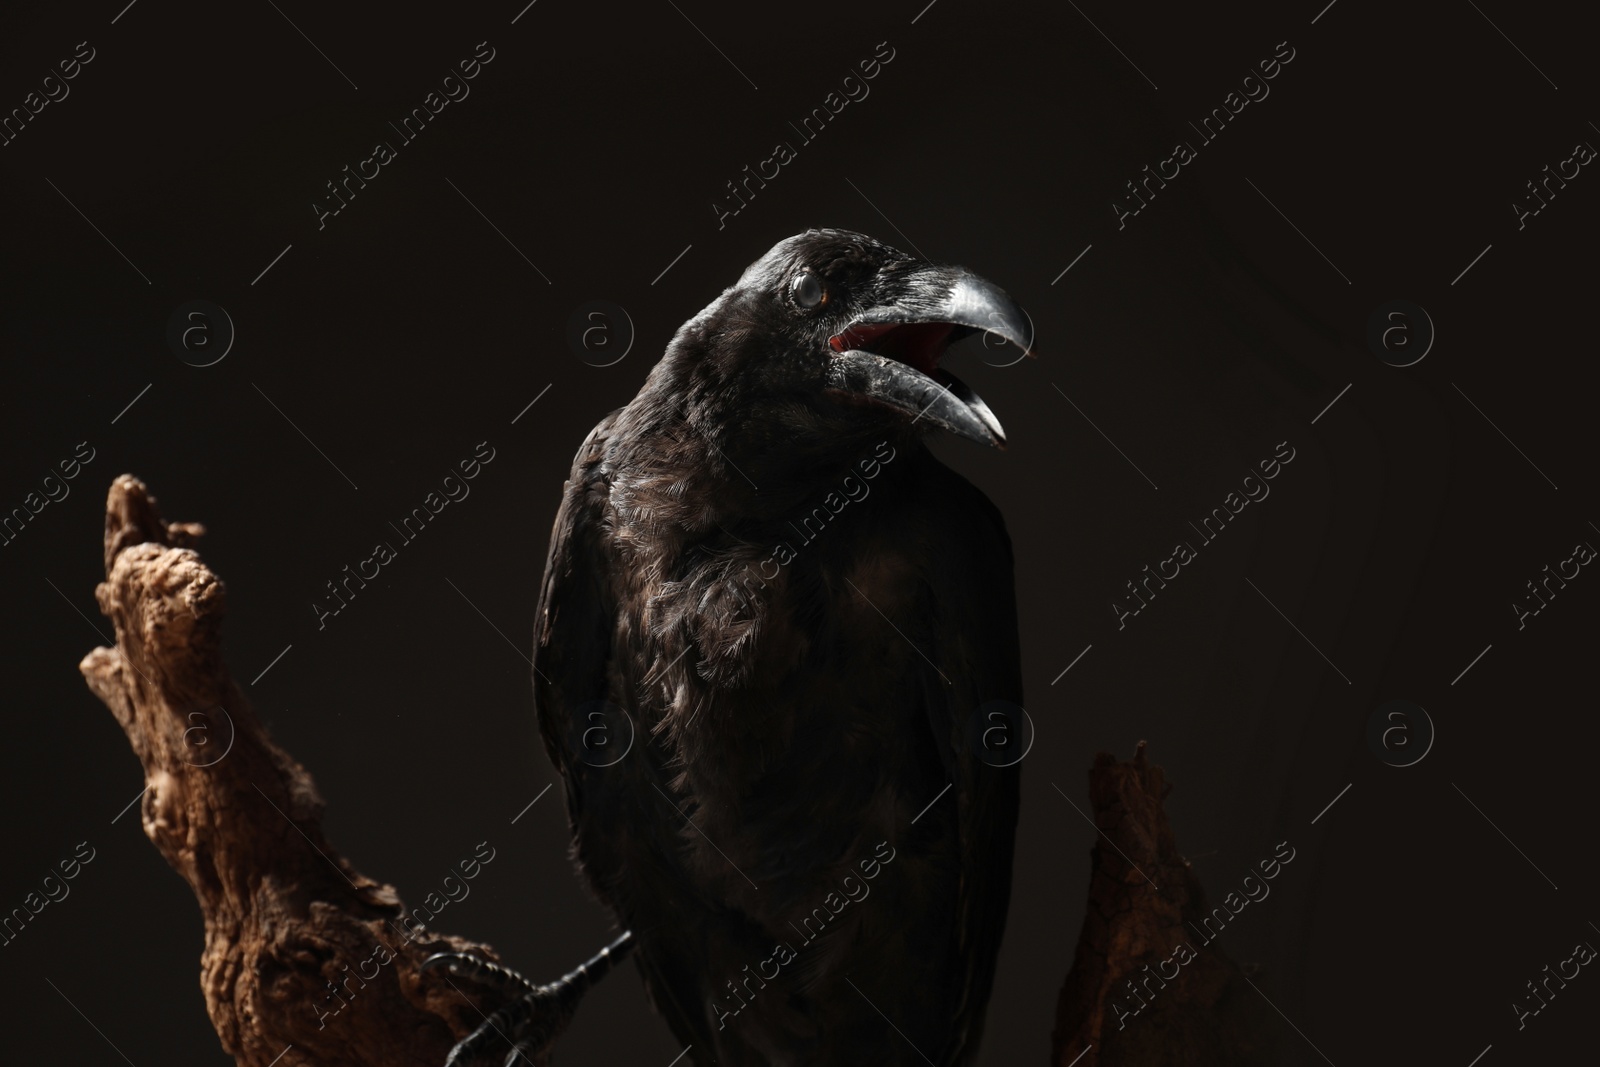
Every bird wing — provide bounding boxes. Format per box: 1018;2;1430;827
918;462;1024;1065
533;410;621;814
531;410;721;1056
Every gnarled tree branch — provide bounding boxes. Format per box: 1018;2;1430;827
1051;743;1275;1066
80;475;534;1067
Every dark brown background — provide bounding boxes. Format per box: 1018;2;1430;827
1;0;1594;1063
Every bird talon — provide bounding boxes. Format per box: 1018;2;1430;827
423;952;539;998
433;936;636;1066
421;951;467;974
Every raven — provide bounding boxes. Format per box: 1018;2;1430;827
430;229;1031;1066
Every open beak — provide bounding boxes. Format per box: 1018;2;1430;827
822;266;1033;449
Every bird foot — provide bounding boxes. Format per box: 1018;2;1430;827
424;931;635;1066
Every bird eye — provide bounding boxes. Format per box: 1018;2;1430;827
791;272;828;310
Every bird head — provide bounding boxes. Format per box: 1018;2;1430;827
665;229;1033;453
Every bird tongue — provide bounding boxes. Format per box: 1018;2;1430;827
829;322;960;380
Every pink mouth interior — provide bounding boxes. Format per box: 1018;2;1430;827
829;322;958;380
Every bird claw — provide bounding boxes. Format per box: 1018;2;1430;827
422;955;563;1066
424;932;636;1067
422;952;542;999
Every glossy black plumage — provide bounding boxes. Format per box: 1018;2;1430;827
535;230;1026;1066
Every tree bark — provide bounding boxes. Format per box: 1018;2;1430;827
80;475;533;1067
1050;743;1275;1066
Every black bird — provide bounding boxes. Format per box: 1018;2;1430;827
430;229;1031;1066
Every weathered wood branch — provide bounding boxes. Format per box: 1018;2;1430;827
1050;743;1275;1066
79;475;532;1067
